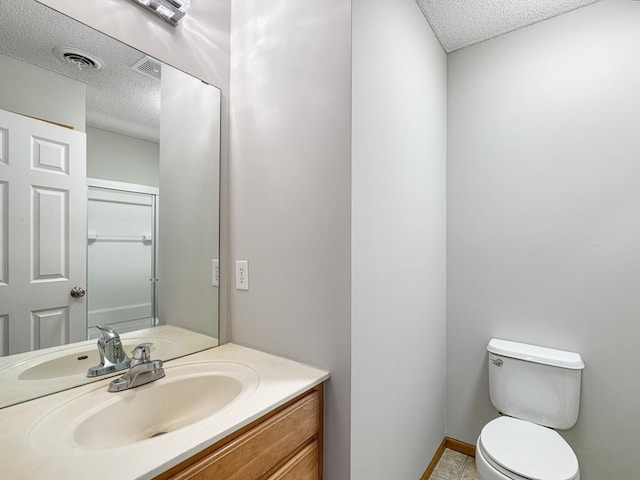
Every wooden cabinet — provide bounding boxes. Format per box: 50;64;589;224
156;384;323;480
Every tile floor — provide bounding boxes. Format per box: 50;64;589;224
428;448;479;480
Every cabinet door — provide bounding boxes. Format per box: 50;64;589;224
267;440;319;480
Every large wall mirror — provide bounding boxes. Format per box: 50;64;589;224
0;0;220;408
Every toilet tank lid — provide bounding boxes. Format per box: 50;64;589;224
487;339;585;370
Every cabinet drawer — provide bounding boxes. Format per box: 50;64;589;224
168;390;320;480
267;440;319;480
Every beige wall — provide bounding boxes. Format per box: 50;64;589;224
447;2;640;478
351;0;447;477
0;53;85;131
229;1;352;477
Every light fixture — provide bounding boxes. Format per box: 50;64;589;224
128;0;191;26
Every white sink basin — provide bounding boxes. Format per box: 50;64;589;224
27;361;259;453
74;374;243;447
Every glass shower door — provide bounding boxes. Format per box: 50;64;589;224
86;185;157;339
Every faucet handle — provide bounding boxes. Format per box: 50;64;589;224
96;324;120;342
87;325;131;377
95;325;128;366
131;342;153;363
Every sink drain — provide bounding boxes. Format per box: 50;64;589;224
149;431;168;439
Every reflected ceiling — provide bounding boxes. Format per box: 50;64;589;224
0;0;160;142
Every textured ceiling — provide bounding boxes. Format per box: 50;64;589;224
0;0;160;142
416;0;601;53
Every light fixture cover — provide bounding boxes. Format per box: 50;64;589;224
129;0;191;26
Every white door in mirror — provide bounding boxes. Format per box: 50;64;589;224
0;109;87;353
235;260;249;290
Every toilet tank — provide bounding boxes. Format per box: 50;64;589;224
487;338;585;430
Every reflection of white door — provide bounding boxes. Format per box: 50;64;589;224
0;109;87;356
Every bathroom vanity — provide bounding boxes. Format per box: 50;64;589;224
0;344;328;479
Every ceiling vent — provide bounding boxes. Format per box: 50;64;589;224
53;46;104;71
131;55;161;81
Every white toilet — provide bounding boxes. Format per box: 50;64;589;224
475;338;585;480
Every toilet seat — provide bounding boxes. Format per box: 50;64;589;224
478;417;579;480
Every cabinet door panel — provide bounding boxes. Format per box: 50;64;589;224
267;440;319;480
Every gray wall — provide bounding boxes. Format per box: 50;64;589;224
351;0;447;478
159;65;220;338
0;53;85;131
229;1;352;478
87;127;159;187
447;2;640;478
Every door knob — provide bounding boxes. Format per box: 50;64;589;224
70;286;86;298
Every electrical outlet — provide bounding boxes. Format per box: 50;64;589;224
235;260;249;290
212;259;219;287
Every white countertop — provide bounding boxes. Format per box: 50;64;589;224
0;344;329;480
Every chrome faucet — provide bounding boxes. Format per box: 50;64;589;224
87;325;131;377
108;342;165;392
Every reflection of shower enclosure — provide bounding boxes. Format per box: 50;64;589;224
87;181;158;339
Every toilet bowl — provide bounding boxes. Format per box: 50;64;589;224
476;417;579;480
477;339;585;480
